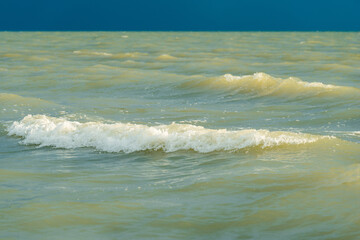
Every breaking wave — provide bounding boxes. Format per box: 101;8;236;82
185;72;360;98
7;115;336;153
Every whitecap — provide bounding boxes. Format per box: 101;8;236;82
7;115;333;153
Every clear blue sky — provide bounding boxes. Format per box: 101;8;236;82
0;0;359;31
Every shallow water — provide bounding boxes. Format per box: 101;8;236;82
0;32;359;239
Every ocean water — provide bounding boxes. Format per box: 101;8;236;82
0;32;359;239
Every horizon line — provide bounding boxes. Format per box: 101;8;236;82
0;30;359;32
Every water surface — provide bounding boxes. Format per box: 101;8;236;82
0;32;359;239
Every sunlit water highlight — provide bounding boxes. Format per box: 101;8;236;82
0;32;359;239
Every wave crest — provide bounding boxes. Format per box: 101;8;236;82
7;115;333;153
0;93;57;107
186;72;360;98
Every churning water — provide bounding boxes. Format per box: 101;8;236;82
0;32;359;239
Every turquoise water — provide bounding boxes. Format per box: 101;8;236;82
0;32;359;239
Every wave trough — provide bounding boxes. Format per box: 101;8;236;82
7;115;333;153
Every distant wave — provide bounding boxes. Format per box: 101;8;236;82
156;54;177;60
73;50;113;56
73;50;147;59
7;115;337;153
183;72;360;98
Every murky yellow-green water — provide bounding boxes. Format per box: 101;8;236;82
0;32;359;239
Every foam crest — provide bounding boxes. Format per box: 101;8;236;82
7;115;331;153
73;50;113;57
199;73;360;98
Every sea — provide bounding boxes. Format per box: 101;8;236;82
0;32;359;239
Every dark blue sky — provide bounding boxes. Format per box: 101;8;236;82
0;0;359;31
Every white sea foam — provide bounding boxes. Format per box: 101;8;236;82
7;115;330;153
